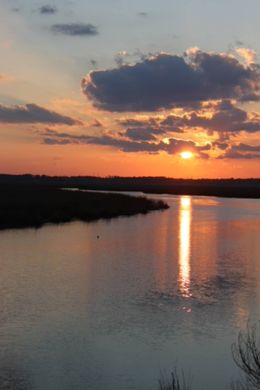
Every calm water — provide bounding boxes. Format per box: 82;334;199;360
1;194;260;390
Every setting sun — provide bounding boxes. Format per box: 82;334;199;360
180;151;194;160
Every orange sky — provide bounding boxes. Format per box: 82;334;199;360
1;1;260;178
1;140;259;178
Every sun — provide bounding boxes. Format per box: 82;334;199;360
180;151;194;160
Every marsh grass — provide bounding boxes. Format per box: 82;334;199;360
0;185;169;230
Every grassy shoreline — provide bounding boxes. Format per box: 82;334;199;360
0;186;169;230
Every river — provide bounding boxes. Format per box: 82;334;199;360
1;194;260;390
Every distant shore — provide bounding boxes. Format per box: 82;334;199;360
0;185;168;230
1;175;260;199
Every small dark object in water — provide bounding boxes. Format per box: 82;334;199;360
97;235;100;239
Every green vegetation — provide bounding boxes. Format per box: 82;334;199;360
0;185;168;230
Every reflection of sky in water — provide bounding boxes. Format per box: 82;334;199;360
0;195;260;390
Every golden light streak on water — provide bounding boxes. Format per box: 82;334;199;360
179;196;192;297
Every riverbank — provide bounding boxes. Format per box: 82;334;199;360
0;186;169;230
1;175;260;199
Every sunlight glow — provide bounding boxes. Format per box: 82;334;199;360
180;151;194;160
179;196;192;297
162;137;170;145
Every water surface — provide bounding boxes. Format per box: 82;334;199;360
1;195;260;390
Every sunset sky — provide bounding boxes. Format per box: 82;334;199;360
1;0;260;178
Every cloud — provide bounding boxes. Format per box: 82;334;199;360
51;23;98;36
41;128;210;156
118;116;184;140
41;119;260;160
44;138;72;145
219;150;260;159
114;51;130;67
82;48;260;112
118;100;260;136
39;5;57;14
236;48;256;66
217;142;260;159
236;40;244;47
169;100;252;133
119;117;159;128
213;141;229;151
139;100;260;134
125;115;185;132
232;143;260;153
119;119;182;141
123;128;159;141
90;119;103;128
90;59;98;68
186;100;260;133
0;104;80;125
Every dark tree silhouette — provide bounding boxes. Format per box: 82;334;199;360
158;369;191;390
232;325;260;389
230;380;252;390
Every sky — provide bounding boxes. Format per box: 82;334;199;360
1;0;260;178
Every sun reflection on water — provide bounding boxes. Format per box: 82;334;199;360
179;196;192;297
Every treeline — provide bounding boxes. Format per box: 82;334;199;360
1;175;260;198
0;186;168;230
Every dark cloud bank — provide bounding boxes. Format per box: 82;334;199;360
82;49;260;112
79;48;260;159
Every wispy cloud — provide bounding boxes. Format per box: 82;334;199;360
123;127;162;141
138;12;148;17
39;5;57;15
0;104;80;125
51;23;98;36
41;129;210;157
